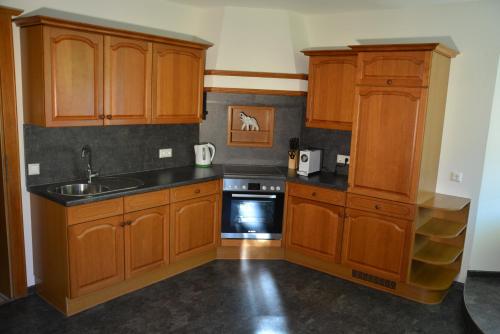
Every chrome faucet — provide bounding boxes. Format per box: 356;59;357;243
81;145;99;183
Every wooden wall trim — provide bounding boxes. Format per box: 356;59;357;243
0;7;27;298
204;87;307;97
205;69;308;80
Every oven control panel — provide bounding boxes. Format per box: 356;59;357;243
223;178;285;193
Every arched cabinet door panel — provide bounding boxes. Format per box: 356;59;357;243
124;206;169;278
170;195;219;262
43;27;104;126
68;216;124;298
152;43;204;124
104;36;152;125
306;55;357;130
348;86;427;203
341;209;411;282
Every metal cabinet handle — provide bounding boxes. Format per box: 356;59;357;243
386;79;393;85
194;189;201;194
106;115;112;120
312;192;317;197
98;114;105;119
374;204;381;210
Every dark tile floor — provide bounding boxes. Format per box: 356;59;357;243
464;274;500;333
0;261;465;334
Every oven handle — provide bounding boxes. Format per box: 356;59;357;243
231;194;277;199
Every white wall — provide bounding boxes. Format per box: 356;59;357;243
303;0;500;280
470;56;500;271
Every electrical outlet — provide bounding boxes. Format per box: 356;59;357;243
159;148;172;158
336;154;350;165
28;163;40;176
450;171;463;183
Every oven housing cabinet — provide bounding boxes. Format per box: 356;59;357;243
221;190;285;240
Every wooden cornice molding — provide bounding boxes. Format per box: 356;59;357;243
14;14;212;50
204;87;306;97
348;43;459;58
0;6;23;16
205;69;308;80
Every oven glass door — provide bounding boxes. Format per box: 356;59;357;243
221;192;284;240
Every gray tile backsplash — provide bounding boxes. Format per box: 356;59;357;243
24;124;198;186
200;93;305;166
24;93;352;186
200;92;351;173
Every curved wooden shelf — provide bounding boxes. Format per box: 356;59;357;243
416;218;467;239
413;240;463;265
419;193;470;211
409;262;458;291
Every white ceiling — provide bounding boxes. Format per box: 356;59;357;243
168;0;479;14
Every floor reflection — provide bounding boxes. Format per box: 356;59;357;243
241;260;289;333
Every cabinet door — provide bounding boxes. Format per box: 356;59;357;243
152;43;204;124
348;86;427;203
124;206;169;279
43;27;104;127
286;196;344;263
306;55;356;130
104;36;152;125
342;209;411;282
170;194;219;262
68;216;124;297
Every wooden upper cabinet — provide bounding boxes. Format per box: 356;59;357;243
348;86;427;203
170;194;219;262
342;209;411;282
286;196;344;263
305;54;357;130
152;43;204;124
104;36;152;125
356;51;431;87
68;215;124;298
124;206;169;279
16;15;211;127
42;27;104;127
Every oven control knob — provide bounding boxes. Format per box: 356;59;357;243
234;185;239;189
242;185;247;190
227;185;232;189
276;186;281;191
262;185;267;191
270;186;275;191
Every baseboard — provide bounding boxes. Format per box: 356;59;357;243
467;270;500;277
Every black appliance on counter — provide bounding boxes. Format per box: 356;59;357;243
221;165;285;240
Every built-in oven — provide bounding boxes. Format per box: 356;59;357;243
221;178;285;240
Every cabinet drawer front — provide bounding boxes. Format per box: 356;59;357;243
171;180;219;202
357;51;431;87
346;194;416;220
287;182;346;206
67;198;124;225
124;190;170;213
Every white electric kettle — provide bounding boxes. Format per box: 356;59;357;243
194;143;216;167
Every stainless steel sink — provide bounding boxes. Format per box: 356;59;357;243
48;183;111;197
47;177;144;197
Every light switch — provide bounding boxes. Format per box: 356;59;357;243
450;171;463;183
28;163;40;176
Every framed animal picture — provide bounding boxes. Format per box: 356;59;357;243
227;105;276;147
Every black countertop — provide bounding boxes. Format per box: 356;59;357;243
29;165;348;206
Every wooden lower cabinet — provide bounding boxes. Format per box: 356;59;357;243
171;194;219;262
124;206;169;279
285;196;344;263
68;215;125;298
341;209;412;282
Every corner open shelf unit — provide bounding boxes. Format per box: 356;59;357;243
408;193;470;302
